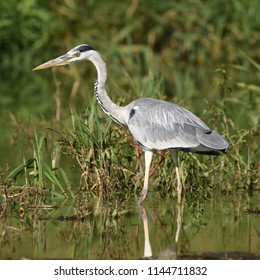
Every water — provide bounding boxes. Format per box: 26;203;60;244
1;190;259;259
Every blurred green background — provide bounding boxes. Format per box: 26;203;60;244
0;0;259;177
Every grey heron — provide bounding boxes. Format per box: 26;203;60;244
33;44;229;205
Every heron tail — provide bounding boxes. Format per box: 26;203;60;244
194;130;229;155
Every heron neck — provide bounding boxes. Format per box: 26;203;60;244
90;53;127;126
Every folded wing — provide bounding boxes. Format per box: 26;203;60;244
127;98;228;154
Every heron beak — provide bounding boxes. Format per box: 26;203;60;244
33;54;70;71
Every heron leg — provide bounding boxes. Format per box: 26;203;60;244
137;150;153;206
170;150;183;205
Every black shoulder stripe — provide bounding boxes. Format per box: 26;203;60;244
129;108;135;119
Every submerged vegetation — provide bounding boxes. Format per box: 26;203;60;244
0;0;259;218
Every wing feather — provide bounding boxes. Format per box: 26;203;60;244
126;98;228;152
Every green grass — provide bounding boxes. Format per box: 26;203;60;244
0;0;259;217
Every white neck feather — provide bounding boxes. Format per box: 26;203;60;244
88;51;127;126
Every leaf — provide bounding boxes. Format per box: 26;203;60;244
4;159;35;182
240;50;260;72
43;163;68;198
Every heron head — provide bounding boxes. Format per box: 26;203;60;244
33;44;95;71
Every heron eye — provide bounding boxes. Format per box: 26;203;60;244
75;51;80;57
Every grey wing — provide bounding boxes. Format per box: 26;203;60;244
126;98;228;153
